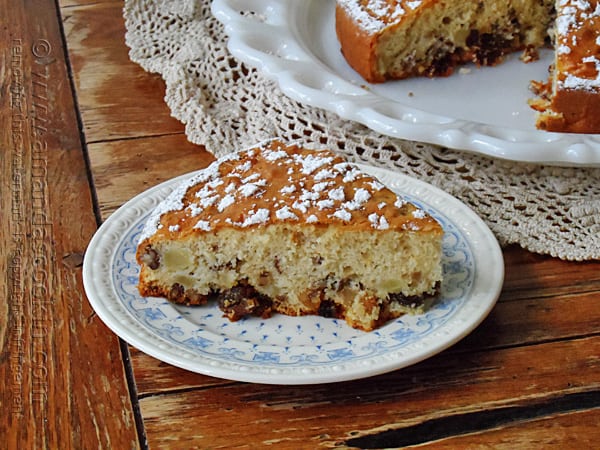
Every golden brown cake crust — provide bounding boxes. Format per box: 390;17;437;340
136;140;442;245
533;0;600;133
535;89;600;133
335;3;382;83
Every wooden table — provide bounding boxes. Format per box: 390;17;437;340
2;0;599;448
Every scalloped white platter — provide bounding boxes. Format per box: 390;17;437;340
211;0;600;166
83;164;503;384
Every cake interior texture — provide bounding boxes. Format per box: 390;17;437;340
139;223;442;331
136;141;443;331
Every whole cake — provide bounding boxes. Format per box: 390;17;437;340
335;0;600;133
136;140;444;331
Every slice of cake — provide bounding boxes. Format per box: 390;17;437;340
335;0;554;83
136;140;443;331
529;0;600;133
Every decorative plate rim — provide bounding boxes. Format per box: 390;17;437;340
83;164;503;384
210;0;600;167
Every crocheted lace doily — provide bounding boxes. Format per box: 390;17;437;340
124;0;600;260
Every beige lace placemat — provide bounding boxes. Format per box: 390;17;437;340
123;0;600;261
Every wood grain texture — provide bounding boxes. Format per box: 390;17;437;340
61;1;186;143
1;0;138;448
87;134;215;220
137;337;600;448
502;245;600;298
349;408;600;449
129;348;233;395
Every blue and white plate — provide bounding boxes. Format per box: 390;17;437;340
83;164;503;384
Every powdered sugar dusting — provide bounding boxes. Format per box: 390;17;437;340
193;220;211;231
294;153;335;175
344;189;370;211
556;0;600;91
239;182;265;197
139;141;434;242
263;149;288;161
328;186;346;201
394;197;407;208
242;208;270;227
332;209;352;222
314;169;336;181
317;199;335;210
217;194;235;212
412;209;426;219
280;184;296;194
276;205;299;221
368;213;390;230
337;0;416;34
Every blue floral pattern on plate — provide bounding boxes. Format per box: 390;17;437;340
84;165;503;384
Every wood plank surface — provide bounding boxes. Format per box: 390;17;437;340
502;247;600;297
1;0;138;448
137;337;600;448
410;408;600;449
1;0;593;448
61;0;186;143
87;134;214;219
